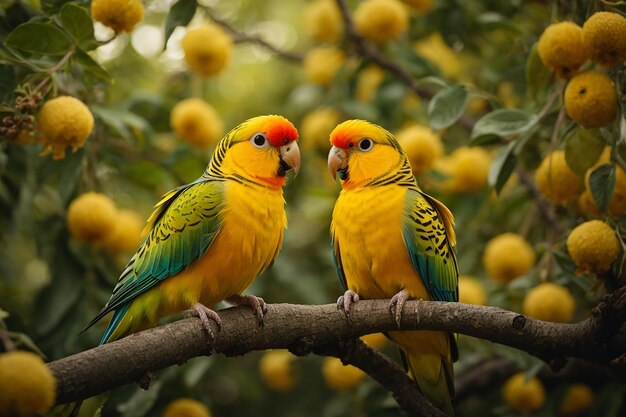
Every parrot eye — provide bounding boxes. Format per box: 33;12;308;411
250;133;269;149
358;138;373;152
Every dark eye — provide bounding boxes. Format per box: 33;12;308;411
358;138;373;152
251;133;268;148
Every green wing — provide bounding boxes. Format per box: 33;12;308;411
84;178;225;335
402;188;458;303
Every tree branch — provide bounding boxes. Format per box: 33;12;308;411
48;286;626;408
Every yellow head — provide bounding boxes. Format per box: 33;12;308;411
212;115;301;188
327;119;407;188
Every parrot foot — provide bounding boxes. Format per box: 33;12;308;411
337;289;360;321
389;289;410;328
227;294;267;327
191;303;222;343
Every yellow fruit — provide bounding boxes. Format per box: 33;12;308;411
303;46;345;86
259;350;299;391
37;96;94;160
502;372;546;412
458;276;487;306
559;383;594;416
182;25;232;77
522;283;575;322
301;108;342;152
580;147;626;216
103;209;144;253
537;21;588;78
0;351;56;417
322;357;366;390
355;65;385;102
497;82;520;109
67;192;118;243
396;125;443;175
582;12;626;67
354;0;408;44
534;150;582;204
564;71;617;129
91;0;143;33
360;333;388;349
414;33;460;78
402;0;433;14
304;0;343;43
483;233;535;283
577;188;601;217
442;147;491;192
566;220;620;275
170;98;224;148
162;398;212;417
466;97;488;115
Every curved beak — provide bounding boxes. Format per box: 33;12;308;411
328;145;349;180
278;141;301;177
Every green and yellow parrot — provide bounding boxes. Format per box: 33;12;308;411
328;120;458;416
83;115;300;345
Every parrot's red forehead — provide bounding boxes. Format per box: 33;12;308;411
330;120;380;149
262;116;299;147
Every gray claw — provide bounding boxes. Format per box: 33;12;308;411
389;289;410;328
191;303;222;344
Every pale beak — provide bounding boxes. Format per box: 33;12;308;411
278;141;301;177
328;145;349;180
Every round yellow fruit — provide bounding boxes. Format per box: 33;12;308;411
354;0;408;44
564;71;617;129
91;0;143;33
559;383;594;416
103;209;144;253
170;98;224;148
522;283;575;323
0;351;56;417
483;233;535;283
67;192;117;243
360;333;388;349
162;398;212;417
402;0;433;14
458;276;487;306
355;65;385;102
534;150;582;204
322;357;366;390
303;46;345;86
502;372;546;412
396;125;443;175
259;350;299;391
537;21;588;78
414;33;460;78
301;108;342;152
182;25;233;77
37;96;94;160
444;147;491;192
566;220;620;275
582;11;626;67
304;0;343;43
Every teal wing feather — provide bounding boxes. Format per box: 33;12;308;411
402;188;459;303
82;178;225;335
330;232;347;291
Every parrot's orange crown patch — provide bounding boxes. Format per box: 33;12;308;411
330;119;385;149
262;115;299;147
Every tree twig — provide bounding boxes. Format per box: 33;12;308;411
49;287;626;406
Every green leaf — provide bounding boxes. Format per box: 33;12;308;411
0;64;16;101
488;141;516;194
123;160;171;188
472;109;535;140
164;0;197;48
428;84;468;130
60;3;97;50
339;100;380;120
525;43;552;102
41;0;71;14
6;22;72;56
564;128;605;175
75;49;111;82
589;163;616;212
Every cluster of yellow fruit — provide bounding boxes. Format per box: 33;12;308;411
36;96;94;160
161;398;212;417
182;25;233;77
170;98;224;148
91;0;144;33
538;12;625;129
66;192;144;253
502;372;594;415
0;351;56;417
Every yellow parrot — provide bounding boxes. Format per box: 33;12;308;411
328;120;458;415
83;115;300;344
